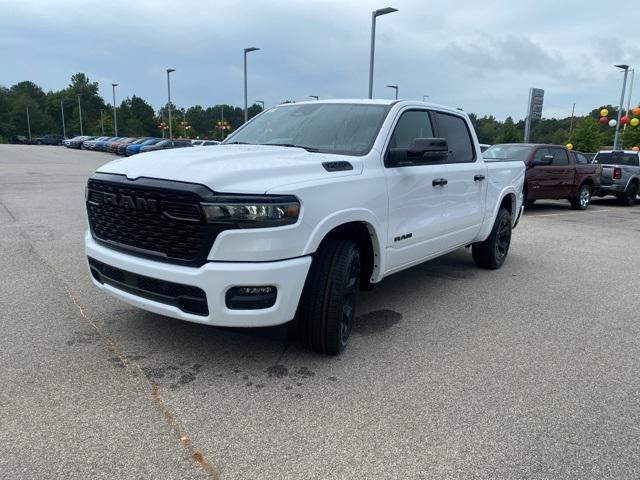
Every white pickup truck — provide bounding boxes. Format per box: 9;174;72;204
85;100;525;354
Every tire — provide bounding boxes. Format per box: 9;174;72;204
36;140;42;145
524;199;535;208
472;208;512;270
571;183;591;210
296;239;360;355
619;183;638;207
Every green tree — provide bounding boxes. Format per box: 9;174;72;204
495;117;521;143
622;124;640;149
571;117;603;152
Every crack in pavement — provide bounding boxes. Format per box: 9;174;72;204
27;242;220;480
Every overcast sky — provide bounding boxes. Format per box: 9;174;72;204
2;0;638;120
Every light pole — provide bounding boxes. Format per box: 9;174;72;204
77;94;83;136
613;64;629;150
422;95;429;102
368;7;398;99
568;102;576;139
244;47;260;123
308;95;319;100
100;109;105;135
112;83;118;136
60;100;66;138
256;100;265;110
624;68;635;133
26;105;32;141
166;68;175;140
386;85;398;99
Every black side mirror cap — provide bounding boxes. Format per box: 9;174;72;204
387;138;449;167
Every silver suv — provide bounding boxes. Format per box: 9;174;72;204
593;150;640;206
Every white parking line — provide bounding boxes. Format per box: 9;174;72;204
529;208;612;217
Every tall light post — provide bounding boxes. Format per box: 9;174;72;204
368;7;398;99
613;64;629;150
60;99;66;138
77;94;83;136
422;95;429;102
386;85;398;99
568;102;576;139
100;109;105;135
26;105;32;141
256;100;265;110
111;83;119;136
166;68;175;140
308;95;319;100
244;47;260;123
624;68;635;133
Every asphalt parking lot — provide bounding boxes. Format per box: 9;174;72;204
1;144;640;479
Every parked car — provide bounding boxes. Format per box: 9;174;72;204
65;135;96;149
95;137;125;152
125;138;163;156
138;139;192;153
593;150;640;206
32;134;64;145
483;143;602;210
105;137;135;154
191;140;204;145
84;99;524;354
82;136;110;150
201;140;220;146
113;137;152;155
9;135;30;144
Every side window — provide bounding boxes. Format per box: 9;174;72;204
550;148;569;165
433;112;475;163
532;148;549;163
388;110;433;149
574;152;588;164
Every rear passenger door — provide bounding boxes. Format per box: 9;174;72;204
548;147;574;197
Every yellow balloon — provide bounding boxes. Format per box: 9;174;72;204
566;143;573;150
600;108;609;117
631;117;640;127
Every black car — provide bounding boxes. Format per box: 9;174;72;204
9;135;30;144
32;134;65;145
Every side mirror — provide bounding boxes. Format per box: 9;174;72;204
387;138;449;167
531;155;553;167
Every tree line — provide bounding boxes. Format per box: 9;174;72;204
1;73;639;151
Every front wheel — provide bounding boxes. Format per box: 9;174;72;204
296;239;360;355
571;183;591;210
472;208;512;269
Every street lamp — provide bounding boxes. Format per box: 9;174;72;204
111;83;118;136
613;64;629;150
368;7;398;99
308;95;319;100
386;85;398;99
624;68;635;134
256;100;265;110
166;69;175;140
60;100;66;138
77;94;83;136
244;47;260;123
422;95;429;102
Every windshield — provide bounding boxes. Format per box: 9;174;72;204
224;103;390;156
593;152;638;166
483;144;532;162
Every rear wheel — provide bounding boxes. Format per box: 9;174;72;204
619;183;638;206
472;208;512;269
571;183;591;210
297;239;360;355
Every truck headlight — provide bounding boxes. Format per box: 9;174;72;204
201;195;300;228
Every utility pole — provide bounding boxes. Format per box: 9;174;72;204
26;105;32;141
60;100;66;138
77;94;83;136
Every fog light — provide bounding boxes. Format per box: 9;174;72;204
226;286;277;310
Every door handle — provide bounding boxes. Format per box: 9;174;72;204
432;178;448;187
474;174;486;181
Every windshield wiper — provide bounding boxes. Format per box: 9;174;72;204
259;143;321;152
225;141;253;145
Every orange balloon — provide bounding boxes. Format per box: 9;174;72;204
632;107;640;116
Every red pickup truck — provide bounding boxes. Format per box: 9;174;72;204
483;144;602;210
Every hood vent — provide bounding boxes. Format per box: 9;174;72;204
322;161;354;172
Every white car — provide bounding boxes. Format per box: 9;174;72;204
192;140;220;146
85;99;524;354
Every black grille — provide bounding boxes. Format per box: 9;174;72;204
88;257;208;316
86;174;226;266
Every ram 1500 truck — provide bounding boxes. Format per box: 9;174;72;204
593;150;640;206
483;143;602;209
85;100;525;354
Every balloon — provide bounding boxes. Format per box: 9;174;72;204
621;116;629;125
566;143;573;150
600;108;609;117
599;116;608;125
632;107;640;116
632;146;640;151
631;118;640;127
609;119;617;127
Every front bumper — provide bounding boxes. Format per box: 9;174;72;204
85;231;311;327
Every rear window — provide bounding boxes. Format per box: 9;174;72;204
483;145;533;162
593;152;639;166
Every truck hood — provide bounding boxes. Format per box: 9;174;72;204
97;145;363;193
